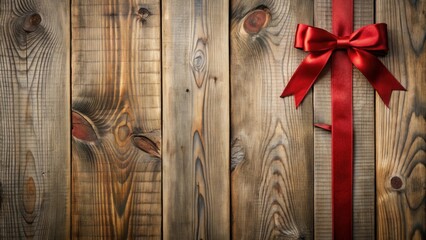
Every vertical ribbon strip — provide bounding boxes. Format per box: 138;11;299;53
280;0;405;239
331;0;354;238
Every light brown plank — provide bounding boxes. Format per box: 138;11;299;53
162;0;230;239
313;0;375;238
376;0;426;239
71;0;161;238
230;1;314;239
0;0;70;238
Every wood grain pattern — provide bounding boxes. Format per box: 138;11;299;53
162;0;230;238
313;0;376;238
0;0;70;238
376;0;426;239
230;0;314;239
71;0;161;238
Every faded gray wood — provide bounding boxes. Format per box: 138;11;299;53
0;0;70;238
376;0;426;239
313;0;375;238
230;0;314;239
71;0;162;238
162;0;230;239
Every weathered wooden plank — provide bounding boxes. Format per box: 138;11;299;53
71;0;161;238
312;1;333;237
376;0;426;239
230;1;314;239
313;0;375;238
162;0;230;238
0;0;70;238
351;2;376;238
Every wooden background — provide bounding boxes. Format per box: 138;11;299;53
0;0;424;239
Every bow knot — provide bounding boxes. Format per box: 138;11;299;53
336;36;350;49
282;23;405;107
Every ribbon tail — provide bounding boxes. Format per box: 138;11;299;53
281;51;333;108
349;48;406;107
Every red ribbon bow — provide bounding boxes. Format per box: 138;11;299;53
281;23;405;106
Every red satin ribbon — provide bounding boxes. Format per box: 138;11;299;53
281;0;405;239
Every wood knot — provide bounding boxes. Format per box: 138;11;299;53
117;125;131;142
112;112;135;147
72;111;98;142
192;49;206;72
231;138;245;171
390;176;404;190
23;13;42;32
23;177;36;214
191;38;208;87
133;131;161;158
137;8;151;22
243;8;270;34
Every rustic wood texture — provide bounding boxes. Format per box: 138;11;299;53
0;0;70;238
313;0;376;238
71;0;161;238
162;0;230;238
376;0;426;239
230;0;314;239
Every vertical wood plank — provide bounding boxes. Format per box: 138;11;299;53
312;1;332;237
314;0;375;238
351;2;376;237
71;0;161;238
376;0;426;239
230;1;314;239
162;0;230;239
0;0;70;238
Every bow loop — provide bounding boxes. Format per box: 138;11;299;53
348;23;389;54
295;24;338;52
